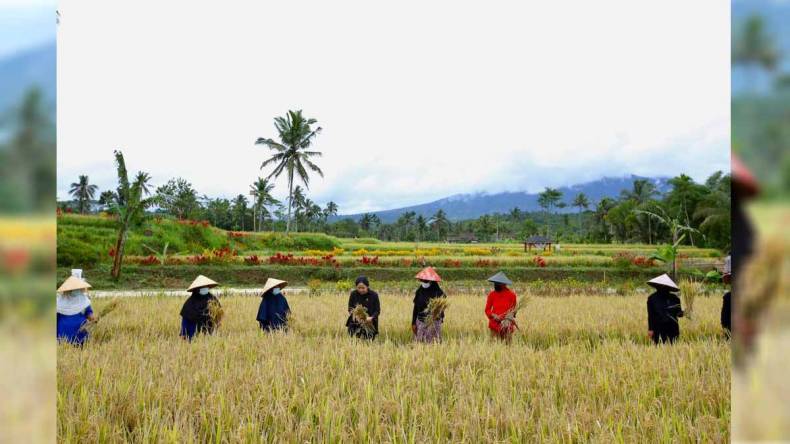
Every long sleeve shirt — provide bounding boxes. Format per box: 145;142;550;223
484;288;517;331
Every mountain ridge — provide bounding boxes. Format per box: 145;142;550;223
336;175;672;223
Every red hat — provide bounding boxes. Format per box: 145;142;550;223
732;154;759;198
415;266;442;282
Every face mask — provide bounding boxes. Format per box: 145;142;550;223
199;287;209;295
272;287;282;295
70;289;86;297
420;282;431;289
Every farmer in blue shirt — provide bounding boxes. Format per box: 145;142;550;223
56;269;96;346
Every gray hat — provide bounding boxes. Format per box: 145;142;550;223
487;271;513;285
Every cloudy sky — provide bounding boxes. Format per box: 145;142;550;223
0;0;54;58
55;1;729;214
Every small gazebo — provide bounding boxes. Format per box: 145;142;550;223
524;235;553;252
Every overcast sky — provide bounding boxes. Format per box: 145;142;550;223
55;1;729;214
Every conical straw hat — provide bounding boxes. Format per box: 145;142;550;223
415;267;442;282
187;275;219;292
262;278;288;294
57;276;91;293
647;273;679;291
487;271;513;285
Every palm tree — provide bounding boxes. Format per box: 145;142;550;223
324;201;339;221
622;179;658;244
255;110;323;234
110;151;154;279
537;187;563;237
250;177;278;231
291;185;306;232
69;175;98;214
572;192;590;238
360;213;374;232
135;172;152;196
98;190;117;207
430;209;450;241
231;194;249;231
415;215;428;242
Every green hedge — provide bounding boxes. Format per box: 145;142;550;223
58;265;689;290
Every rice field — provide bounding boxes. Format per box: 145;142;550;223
58;292;730;442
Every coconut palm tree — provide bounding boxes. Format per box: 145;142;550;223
430;209;450;241
291;185;306;232
324;201;338;221
255;110;323;234
69;175;98;214
110;151;154;279
537;187;563;237
622;179;658;244
572;192;590;238
250;177;278;231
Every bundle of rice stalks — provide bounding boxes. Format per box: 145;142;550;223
350;304;374;334
679;280;702;320
80;298;122;339
498;295;531;333
208;299;224;327
740;241;785;320
96;298;121;317
422;297;450;328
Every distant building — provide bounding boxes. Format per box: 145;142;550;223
447;233;478;243
524;235;553;252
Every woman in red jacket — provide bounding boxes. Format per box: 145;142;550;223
484;271;518;342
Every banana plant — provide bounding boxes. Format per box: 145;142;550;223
142;242;170;267
636;207;700;281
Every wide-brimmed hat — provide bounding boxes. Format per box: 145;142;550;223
262;278;288;294
647;274;679;292
415;267;442;282
187;275;219;292
487;271;513;286
57;276;91;293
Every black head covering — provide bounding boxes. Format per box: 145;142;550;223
355;276;370;287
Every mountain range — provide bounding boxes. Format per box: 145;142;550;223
337;175;672;223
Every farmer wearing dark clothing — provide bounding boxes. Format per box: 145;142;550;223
257;278;291;332
721;255;732;338
180;275;221;340
346;276;381;339
412;267;446;343
646;274;684;344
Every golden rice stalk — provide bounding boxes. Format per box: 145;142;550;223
351;304;374;334
679;280;701;320
498;295;531;333
80;298;121;334
422;297;450;328
208;299;224;327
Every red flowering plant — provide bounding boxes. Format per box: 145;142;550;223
533;256;547;267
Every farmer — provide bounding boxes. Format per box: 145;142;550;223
56;269;96;346
721;255;731;338
646;273;684;344
345;276;381;340
731;155;759;354
484;271;518;342
257;278;291;332
180;275;221;341
411;267;446;343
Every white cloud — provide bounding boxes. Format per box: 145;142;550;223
57;0;729;214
